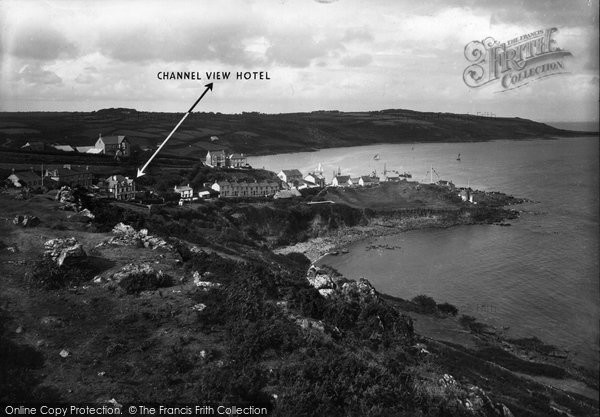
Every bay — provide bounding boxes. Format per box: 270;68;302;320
248;137;599;369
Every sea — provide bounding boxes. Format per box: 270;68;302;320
248;136;599;370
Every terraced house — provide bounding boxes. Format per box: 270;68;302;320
211;180;280;198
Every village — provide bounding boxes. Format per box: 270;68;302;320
5;133;480;208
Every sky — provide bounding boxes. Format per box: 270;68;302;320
0;0;598;123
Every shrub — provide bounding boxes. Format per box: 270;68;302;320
411;295;437;314
26;258;88;290
437;302;458;316
118;271;173;294
292;287;326;320
458;315;487;333
0;307;61;403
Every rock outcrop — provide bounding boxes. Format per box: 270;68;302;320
306;264;378;303
105;263;173;294
43;237;87;267
417;373;514;417
67;208;95;223
55;186;80;211
101;223;173;251
13;215;40;227
192;271;221;289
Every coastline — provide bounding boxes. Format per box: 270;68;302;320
246;134;596;157
274;212;501;263
277;211;600;398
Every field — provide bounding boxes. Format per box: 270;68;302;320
0;108;594;159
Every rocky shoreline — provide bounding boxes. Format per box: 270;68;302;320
275;211;510;262
276;207;600;399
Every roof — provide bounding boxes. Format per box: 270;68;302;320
100;135;127;145
334;175;350;182
215;180;278;187
106;175;133;185
257;181;279;186
207;149;226;155
21;141;45;148
198;187;217;193
281;169;303;177
274;189;302;199
53;144;75;152
230;153;246;159
86;148;103;154
174;185;193;192
76;146;94;153
360;176;379;183
51;167;90;177
306;172;325;179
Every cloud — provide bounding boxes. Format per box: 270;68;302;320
0;0;596;122
74;66;99;84
8;25;78;60
16;63;63;85
97;20;261;65
340;53;372;67
486;0;599;28
265;29;345;67
342;27;374;43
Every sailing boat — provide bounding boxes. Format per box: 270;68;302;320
456;153;461;161
373;154;380;160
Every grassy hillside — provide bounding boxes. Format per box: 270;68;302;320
1;192;598;415
0;108;594;157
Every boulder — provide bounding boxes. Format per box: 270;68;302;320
192;271;221;289
307;273;334;290
111;263;156;283
306;265;377;303
110;263;173;294
55;186;75;203
68;208;95;223
13;215;40;227
44;237;87;267
112;222;136;236
107;223;173;251
22;216;40;227
318;289;335;298
339;278;378;304
56;244;86;267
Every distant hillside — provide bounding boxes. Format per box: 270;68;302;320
0;109;595;157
